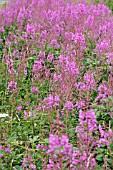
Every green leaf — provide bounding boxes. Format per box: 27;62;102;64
0;105;10;110
94;165;102;170
96;154;104;161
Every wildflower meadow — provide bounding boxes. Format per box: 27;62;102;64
0;0;113;169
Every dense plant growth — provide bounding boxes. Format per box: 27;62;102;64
0;0;113;169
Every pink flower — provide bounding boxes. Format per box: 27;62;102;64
47;54;54;62
99;124;104;137
53;73;62;82
7;81;18;93
26;23;35;34
23;158;28;163
29;164;36;169
98;138;109;147
24;68;27;75
0;27;4;32
64;101;74;110
17;105;23;111
0;145;2;150
76;100;85;109
24;111;28;120
84;73;95;90
4;145;12;154
50;39;59;48
36;144;40;149
31;87;39;94
32;60;44;73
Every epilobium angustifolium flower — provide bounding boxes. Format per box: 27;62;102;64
1;0;113;169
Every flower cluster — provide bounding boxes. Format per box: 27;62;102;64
37;94;60;112
22;155;36;170
47;134;73;170
0;144;12;158
0;0;113;169
7;81;18;93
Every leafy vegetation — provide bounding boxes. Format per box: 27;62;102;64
0;0;113;169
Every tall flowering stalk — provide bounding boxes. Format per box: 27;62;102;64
0;0;113;169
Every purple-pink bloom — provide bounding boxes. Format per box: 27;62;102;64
64;101;74;110
7;81;18;92
4;145;12;154
76;100;85;109
50;39;59;48
29;164;36;169
36;144;40;149
47;54;54;62
31;87;39;94
0;145;2;150
17;105;23;111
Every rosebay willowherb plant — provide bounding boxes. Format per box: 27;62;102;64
0;0;113;169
